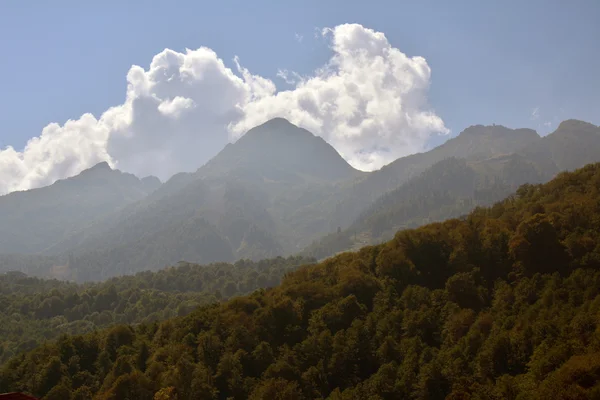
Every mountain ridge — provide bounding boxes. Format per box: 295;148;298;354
0;162;162;255
197;118;362;184
2;118;600;281
301;120;600;259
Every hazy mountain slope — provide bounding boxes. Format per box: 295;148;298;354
54;118;357;251
197;118;367;247
36;119;358;280
7;119;598;281
304;120;600;259
302;157;528;259
64;217;235;281
520;119;600;173
351;124;540;200
321;124;542;229
252;124;542;248
198;117;361;183
48;178;213;255
0;253;63;277
0;162;160;254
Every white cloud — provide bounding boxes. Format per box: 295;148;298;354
0;114;112;194
531;106;540;120
157;96;195;118
276;69;303;85
231;24;448;169
0;23;447;195
313;27;322;39
295;33;304;43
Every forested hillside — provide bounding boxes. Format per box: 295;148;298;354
3;163;600;399
0;256;314;366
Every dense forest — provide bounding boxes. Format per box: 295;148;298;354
0;256;314;366
2;162;600;399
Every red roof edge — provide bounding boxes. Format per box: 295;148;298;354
0;393;39;400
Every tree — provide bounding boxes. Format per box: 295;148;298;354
509;214;569;275
248;378;304;400
43;382;72;400
154;387;178;400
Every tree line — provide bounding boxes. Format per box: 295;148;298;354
0;256;314;366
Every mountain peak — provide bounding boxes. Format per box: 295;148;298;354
198;119;358;182
0;159;161;254
94;161;111;169
258;117;295;128
81;161;112;173
555;119;599;133
141;175;162;192
458;124;537;137
460;124;500;135
240;118;312;142
72;162;117;182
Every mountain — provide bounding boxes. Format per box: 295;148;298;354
199;118;361;183
521;119;600;174
321;124;542;229
194;118;366;246
3;118;598;281
304;120;600;259
4;162;600;399
303;155;542;259
0;162;161;255
350;124;540;200
29;119;359;280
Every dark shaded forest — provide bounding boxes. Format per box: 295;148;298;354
2;162;600;399
0;256;314;366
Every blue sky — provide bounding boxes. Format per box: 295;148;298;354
0;0;598;192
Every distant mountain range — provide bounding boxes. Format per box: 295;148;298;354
0;163;160;255
303;119;600;258
1;118;599;281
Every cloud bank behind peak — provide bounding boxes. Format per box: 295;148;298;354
0;23;447;195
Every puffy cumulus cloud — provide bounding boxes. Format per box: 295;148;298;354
0;114;112;194
0;23;447;195
106;47;255;179
0;47;251;194
231;23;448;169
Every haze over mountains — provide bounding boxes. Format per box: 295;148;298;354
1;117;600;281
304;119;600;258
0;164;160;254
